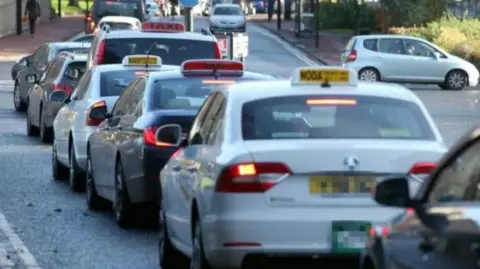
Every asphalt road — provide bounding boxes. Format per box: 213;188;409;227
0;16;478;269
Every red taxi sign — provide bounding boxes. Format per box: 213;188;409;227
182;59;243;72
141;21;185;32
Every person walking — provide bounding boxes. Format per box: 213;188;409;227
24;0;41;37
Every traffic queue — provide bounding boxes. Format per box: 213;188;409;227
9;14;477;269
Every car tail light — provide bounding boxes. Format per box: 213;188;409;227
369;225;390;238
95;40;106;65
347;49;357;62
86;100;107;126
215;162;291;193
409;162;436;177
144;126;178;147
214;42;222;59
54;83;73;95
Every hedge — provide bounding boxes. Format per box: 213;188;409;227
389;15;480;69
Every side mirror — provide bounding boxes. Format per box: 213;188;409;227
49;90;67;103
155;124;183;147
25;74;38;84
373;176;411;208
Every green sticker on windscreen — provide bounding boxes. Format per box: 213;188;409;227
379;129;412;138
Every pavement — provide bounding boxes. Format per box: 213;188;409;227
0;15;477;269
0;16;84;61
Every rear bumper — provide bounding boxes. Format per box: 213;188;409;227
202;207;397;269
125;146;177;205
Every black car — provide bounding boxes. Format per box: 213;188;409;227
26;52;87;143
11;55;30;80
86;60;274;228
366;126;480;269
13;42;90;112
85;0;146;33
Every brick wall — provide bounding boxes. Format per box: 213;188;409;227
0;0;51;38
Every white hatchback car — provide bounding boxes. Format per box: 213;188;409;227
342;34;479;90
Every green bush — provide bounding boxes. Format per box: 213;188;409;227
316;1;377;30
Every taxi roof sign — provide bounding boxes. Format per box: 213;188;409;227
121;55;162;67
291;66;358;86
181;59;244;77
141;21;185;32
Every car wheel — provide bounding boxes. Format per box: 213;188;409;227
39;109;53;143
13;82;26;112
69;145;85;192
114;159;134;228
86;150;110;210
445;70;468;90
158;211;189;269
191;219;213;269
358;67;380;82
26;106;39;137
52;142;68;181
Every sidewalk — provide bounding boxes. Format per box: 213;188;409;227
249;14;350;65
0;15;84;61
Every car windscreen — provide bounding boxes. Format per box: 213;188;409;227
100;70;144;96
241;95;436;141
99;22;134;30
104;38;216;65
94;1;143;20
150;77;252;110
213;6;242;15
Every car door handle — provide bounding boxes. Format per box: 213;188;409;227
187;165;198;173
172;165;181;172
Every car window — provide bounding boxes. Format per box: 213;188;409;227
241;95;436;141
403;39;436;57
45;60;65;81
188;94;216;141
125;78;146;115
99;22;134;30
63;62;86;82
206;98;226;145
70;70;92;100
100;70;145;97
103;38;217;65
213;6;242;15
112;80;137;117
378;38;406;55
30;46;44;65
32;44;49;68
428;142;480;203
363;39;378;51
199;93;224;143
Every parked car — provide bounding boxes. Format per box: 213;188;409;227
342;34;480;90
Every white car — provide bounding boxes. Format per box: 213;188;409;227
157;66;448;268
342;34;480;90
51;55;178;192
209;3;246;33
96;16;141;33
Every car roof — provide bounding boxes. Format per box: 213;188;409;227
100;29;214;41
354;34;426;41
90;63;179;74
223;80;423;104
49;42;91;49
99;16;140;24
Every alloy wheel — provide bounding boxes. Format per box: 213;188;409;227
13;84;21;108
447;71;466;89
359;69;378;82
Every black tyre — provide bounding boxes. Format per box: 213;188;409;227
114;159;134;228
39;110;53;143
358;67;380;82
69;145;85;192
159;211;189;269
191;218;213;269
13;82;26;112
52;142;68;181
444;70;468;90
86;150;110;210
26;106;39;137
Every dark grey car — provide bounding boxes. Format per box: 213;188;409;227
13;42;91;112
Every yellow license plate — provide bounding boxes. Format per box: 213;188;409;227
128;57;158;65
299;69;349;83
309;175;375;194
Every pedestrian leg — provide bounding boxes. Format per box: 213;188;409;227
28;16;36;37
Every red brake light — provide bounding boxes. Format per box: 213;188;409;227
143;126;178;147
181;60;244;77
95;40;106;65
86;100;107;126
215;162;291;193
306;99;357;106
347;49;357;62
409;162;436;175
141;22;185;32
54;83;73;95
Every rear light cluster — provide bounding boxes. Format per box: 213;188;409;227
409;162;436;178
143;126;181;148
347;49;357;62
215;162;291;193
54;83;72;95
86;100;107;126
369;209;414;238
95;40;106;65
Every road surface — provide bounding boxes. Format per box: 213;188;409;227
0;16;477;269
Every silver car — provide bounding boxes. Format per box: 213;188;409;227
209;3;246;33
342;34;479;90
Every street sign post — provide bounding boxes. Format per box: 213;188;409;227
232;33;249;58
180;0;198;31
